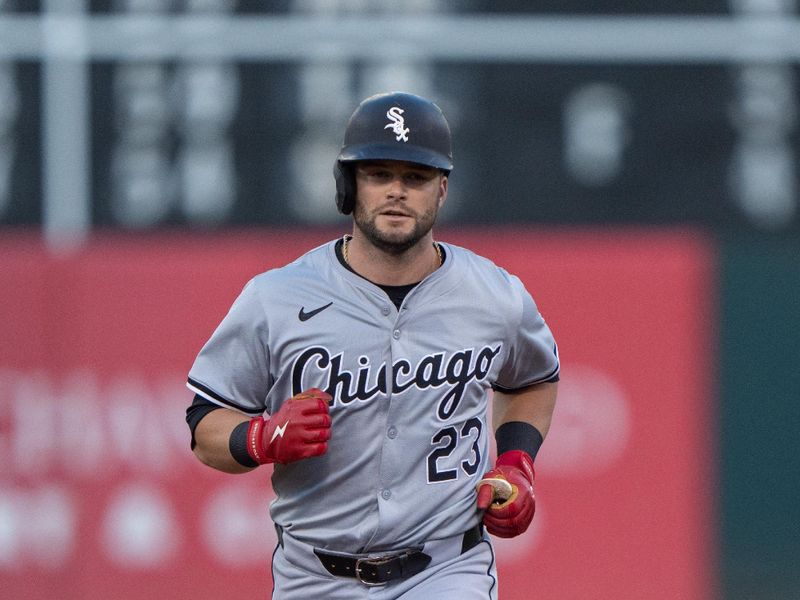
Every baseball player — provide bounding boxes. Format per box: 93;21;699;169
185;91;559;599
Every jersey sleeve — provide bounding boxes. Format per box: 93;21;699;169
186;278;270;416
494;276;560;391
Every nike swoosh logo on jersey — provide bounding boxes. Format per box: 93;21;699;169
298;302;333;321
270;421;289;444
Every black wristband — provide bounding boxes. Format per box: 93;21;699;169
229;420;259;468
495;421;544;461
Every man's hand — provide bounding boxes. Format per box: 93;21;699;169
247;388;332;465
476;450;536;538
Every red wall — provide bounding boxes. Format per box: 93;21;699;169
0;228;716;599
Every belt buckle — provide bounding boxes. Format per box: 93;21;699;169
354;554;395;586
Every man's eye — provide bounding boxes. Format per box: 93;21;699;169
405;172;430;183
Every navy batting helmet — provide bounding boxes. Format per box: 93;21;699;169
334;92;453;214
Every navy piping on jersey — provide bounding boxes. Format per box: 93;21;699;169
492;369;560;392
334;237;447;310
187;377;263;416
492;341;560;391
270;542;279;599
484;538;498;598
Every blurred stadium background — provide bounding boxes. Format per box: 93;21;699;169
1;1;798;599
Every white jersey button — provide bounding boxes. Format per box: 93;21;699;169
392;330;400;339
381;305;390;316
381;490;392;500
387;427;398;439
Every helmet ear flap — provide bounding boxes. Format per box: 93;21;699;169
334;161;355;215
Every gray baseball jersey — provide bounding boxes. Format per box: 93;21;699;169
187;239;559;553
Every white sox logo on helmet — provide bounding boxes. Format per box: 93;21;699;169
384;106;410;142
291;344;502;420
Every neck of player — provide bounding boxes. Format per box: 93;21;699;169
345;232;442;286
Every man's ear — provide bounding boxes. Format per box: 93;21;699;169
438;175;449;209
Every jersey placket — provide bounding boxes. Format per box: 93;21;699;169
366;286;428;549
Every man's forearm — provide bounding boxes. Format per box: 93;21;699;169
193;409;255;474
493;381;558;438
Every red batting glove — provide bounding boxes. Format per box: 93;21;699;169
476;450;536;538
246;388;332;465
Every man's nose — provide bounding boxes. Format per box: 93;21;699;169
385;176;408;199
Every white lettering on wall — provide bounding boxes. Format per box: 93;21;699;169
0;368;278;570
